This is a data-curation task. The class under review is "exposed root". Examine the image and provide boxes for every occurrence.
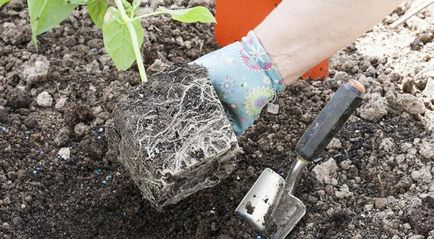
[108,63,239,209]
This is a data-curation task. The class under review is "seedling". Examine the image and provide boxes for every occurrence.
[17,0,215,83]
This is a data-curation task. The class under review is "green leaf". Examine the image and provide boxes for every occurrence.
[28,0,77,47]
[0,0,10,8]
[67,0,88,4]
[87,0,107,28]
[158,6,216,23]
[103,6,144,70]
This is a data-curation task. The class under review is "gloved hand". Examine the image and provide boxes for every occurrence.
[194,31,285,136]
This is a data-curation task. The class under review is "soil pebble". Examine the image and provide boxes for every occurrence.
[340,160,351,170]
[327,138,342,149]
[36,91,53,107]
[245,201,255,214]
[335,184,353,198]
[358,93,388,120]
[313,158,338,184]
[411,166,433,183]
[396,93,426,115]
[74,123,89,137]
[419,140,434,160]
[22,55,50,86]
[58,147,71,160]
[54,127,70,147]
[375,198,388,209]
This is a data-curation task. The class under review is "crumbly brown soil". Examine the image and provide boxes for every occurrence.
[1,1,433,239]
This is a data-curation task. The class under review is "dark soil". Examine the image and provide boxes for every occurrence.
[1,1,433,239]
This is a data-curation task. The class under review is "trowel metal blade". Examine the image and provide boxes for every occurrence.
[270,192,306,239]
[235,168,285,231]
[235,168,306,238]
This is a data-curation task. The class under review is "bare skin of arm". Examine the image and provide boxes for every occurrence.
[254,0,405,85]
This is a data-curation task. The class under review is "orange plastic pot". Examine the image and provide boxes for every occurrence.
[215,0,329,80]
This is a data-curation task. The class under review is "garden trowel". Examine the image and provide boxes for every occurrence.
[236,80,365,238]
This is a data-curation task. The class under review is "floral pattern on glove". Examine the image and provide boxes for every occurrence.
[239,38,273,72]
[194,31,285,135]
[244,87,275,116]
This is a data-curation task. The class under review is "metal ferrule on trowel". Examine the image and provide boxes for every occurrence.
[236,80,366,239]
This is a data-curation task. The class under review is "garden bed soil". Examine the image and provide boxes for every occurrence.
[1,1,434,238]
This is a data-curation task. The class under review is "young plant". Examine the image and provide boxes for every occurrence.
[26,0,216,83]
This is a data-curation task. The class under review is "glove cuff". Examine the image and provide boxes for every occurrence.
[240,31,285,92]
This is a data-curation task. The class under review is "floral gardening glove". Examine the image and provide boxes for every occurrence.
[194,31,285,136]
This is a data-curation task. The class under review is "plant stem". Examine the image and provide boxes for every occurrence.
[133,11,164,21]
[115,0,147,83]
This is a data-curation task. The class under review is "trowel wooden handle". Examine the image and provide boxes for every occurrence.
[295,80,365,161]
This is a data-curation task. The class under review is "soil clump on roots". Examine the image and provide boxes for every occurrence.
[108,63,238,209]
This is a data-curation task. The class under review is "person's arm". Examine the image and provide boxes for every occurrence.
[195,0,405,135]
[255,0,405,85]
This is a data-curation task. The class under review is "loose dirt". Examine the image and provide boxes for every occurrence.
[1,1,433,239]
